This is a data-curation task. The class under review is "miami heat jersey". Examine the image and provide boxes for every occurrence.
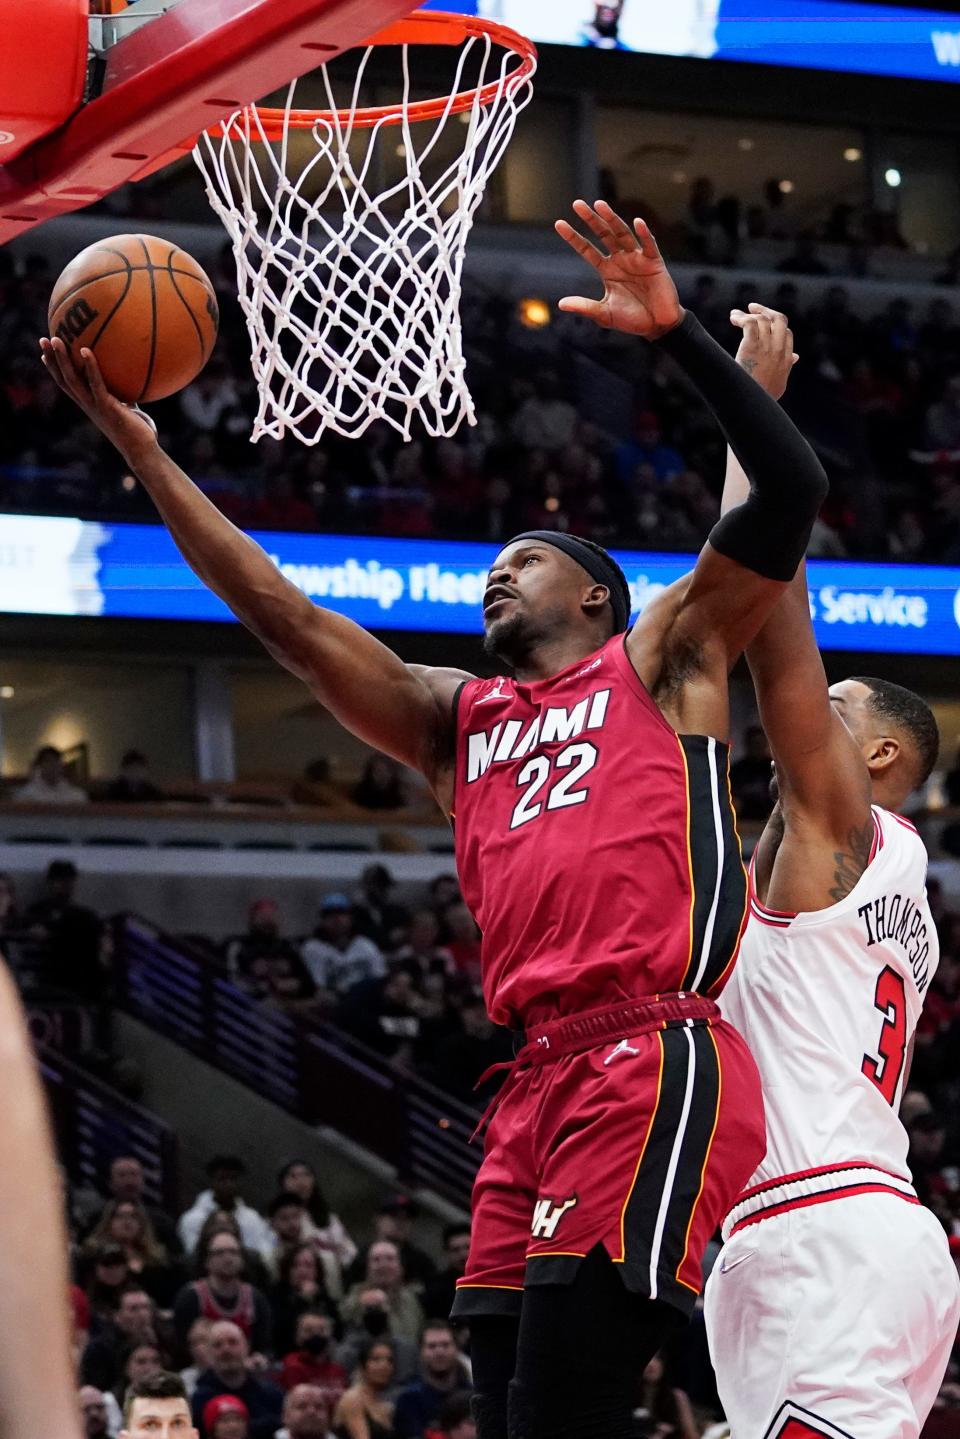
[721,806,937,1184]
[452,634,747,1027]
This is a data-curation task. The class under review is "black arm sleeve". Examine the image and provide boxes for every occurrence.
[657,310,829,581]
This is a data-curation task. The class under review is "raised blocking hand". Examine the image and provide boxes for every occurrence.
[554,200,683,340]
[730,302,799,401]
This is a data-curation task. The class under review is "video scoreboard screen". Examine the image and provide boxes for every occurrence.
[432,0,960,83]
[3,515,960,657]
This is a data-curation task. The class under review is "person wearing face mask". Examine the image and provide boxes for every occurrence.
[280,1312,348,1408]
[335,1289,418,1386]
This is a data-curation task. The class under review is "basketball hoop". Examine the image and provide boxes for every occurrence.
[192,10,536,444]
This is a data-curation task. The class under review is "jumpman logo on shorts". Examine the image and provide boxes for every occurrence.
[603,1038,641,1065]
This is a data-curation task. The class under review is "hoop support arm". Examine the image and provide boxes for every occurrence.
[0,0,419,243]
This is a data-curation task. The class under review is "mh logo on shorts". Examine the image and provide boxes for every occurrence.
[531,1195,578,1240]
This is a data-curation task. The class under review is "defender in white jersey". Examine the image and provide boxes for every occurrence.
[702,306,960,1439]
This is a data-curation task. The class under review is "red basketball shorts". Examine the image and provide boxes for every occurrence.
[452,998,765,1320]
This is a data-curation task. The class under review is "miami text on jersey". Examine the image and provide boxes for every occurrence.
[858,891,931,993]
[465,688,611,783]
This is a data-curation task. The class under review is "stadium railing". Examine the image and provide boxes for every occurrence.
[114,913,480,1210]
[39,1042,179,1212]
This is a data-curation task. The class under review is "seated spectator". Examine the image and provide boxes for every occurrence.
[368,1197,436,1288]
[203,1394,250,1439]
[24,859,104,1002]
[79,1384,117,1439]
[428,877,460,921]
[301,897,386,996]
[101,1154,183,1258]
[121,1372,198,1439]
[12,744,88,805]
[173,1230,273,1356]
[434,992,511,1106]
[103,750,165,803]
[636,1352,699,1439]
[351,756,408,812]
[907,1110,951,1222]
[778,230,830,276]
[924,374,960,451]
[266,1193,312,1272]
[271,1242,339,1357]
[944,744,960,806]
[423,1227,471,1324]
[82,1284,157,1392]
[393,1323,470,1439]
[225,901,314,1004]
[278,1384,336,1439]
[729,725,774,821]
[292,757,338,808]
[616,412,684,487]
[339,968,422,1066]
[181,1318,215,1398]
[332,1340,397,1439]
[353,865,409,951]
[116,1341,166,1405]
[389,911,453,979]
[336,1288,418,1386]
[510,371,577,452]
[280,1311,348,1405]
[84,1199,184,1308]
[277,1160,357,1275]
[83,1244,135,1330]
[195,1213,273,1295]
[178,1156,273,1259]
[191,1322,284,1439]
[440,905,481,985]
[432,1393,475,1439]
[343,1243,424,1346]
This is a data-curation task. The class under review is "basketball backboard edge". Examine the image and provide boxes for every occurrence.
[0,0,419,246]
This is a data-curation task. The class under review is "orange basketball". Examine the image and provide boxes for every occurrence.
[48,234,219,404]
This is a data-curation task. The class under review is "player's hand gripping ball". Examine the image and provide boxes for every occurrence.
[47,233,219,403]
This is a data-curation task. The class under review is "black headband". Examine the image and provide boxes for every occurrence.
[507,531,631,634]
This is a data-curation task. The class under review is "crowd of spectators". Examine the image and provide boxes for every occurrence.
[68,1146,482,1439]
[671,173,925,279]
[220,865,507,1103]
[4,803,960,1429]
[5,238,960,566]
[66,1141,730,1438]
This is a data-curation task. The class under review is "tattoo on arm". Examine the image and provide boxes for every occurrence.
[828,817,874,901]
[739,357,757,377]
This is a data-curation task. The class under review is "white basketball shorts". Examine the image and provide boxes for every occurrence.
[704,1189,960,1438]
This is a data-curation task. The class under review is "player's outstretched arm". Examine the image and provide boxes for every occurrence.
[556,202,828,733]
[40,340,466,783]
[721,306,872,881]
[0,956,82,1439]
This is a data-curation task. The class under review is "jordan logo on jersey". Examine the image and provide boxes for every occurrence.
[857,891,931,993]
[466,688,611,783]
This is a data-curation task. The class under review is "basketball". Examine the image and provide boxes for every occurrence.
[47,234,219,404]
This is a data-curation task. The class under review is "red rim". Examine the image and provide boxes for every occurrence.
[215,9,536,138]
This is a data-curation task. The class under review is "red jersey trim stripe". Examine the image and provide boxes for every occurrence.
[727,1183,921,1237]
[722,1161,917,1240]
[735,1159,912,1206]
[891,811,918,834]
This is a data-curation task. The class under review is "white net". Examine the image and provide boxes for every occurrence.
[192,17,535,444]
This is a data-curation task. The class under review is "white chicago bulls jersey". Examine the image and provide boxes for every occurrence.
[721,806,937,1188]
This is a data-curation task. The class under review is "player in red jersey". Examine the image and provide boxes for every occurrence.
[41,200,827,1439]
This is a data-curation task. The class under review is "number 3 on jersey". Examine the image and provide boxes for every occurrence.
[510,742,598,829]
[861,965,907,1105]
